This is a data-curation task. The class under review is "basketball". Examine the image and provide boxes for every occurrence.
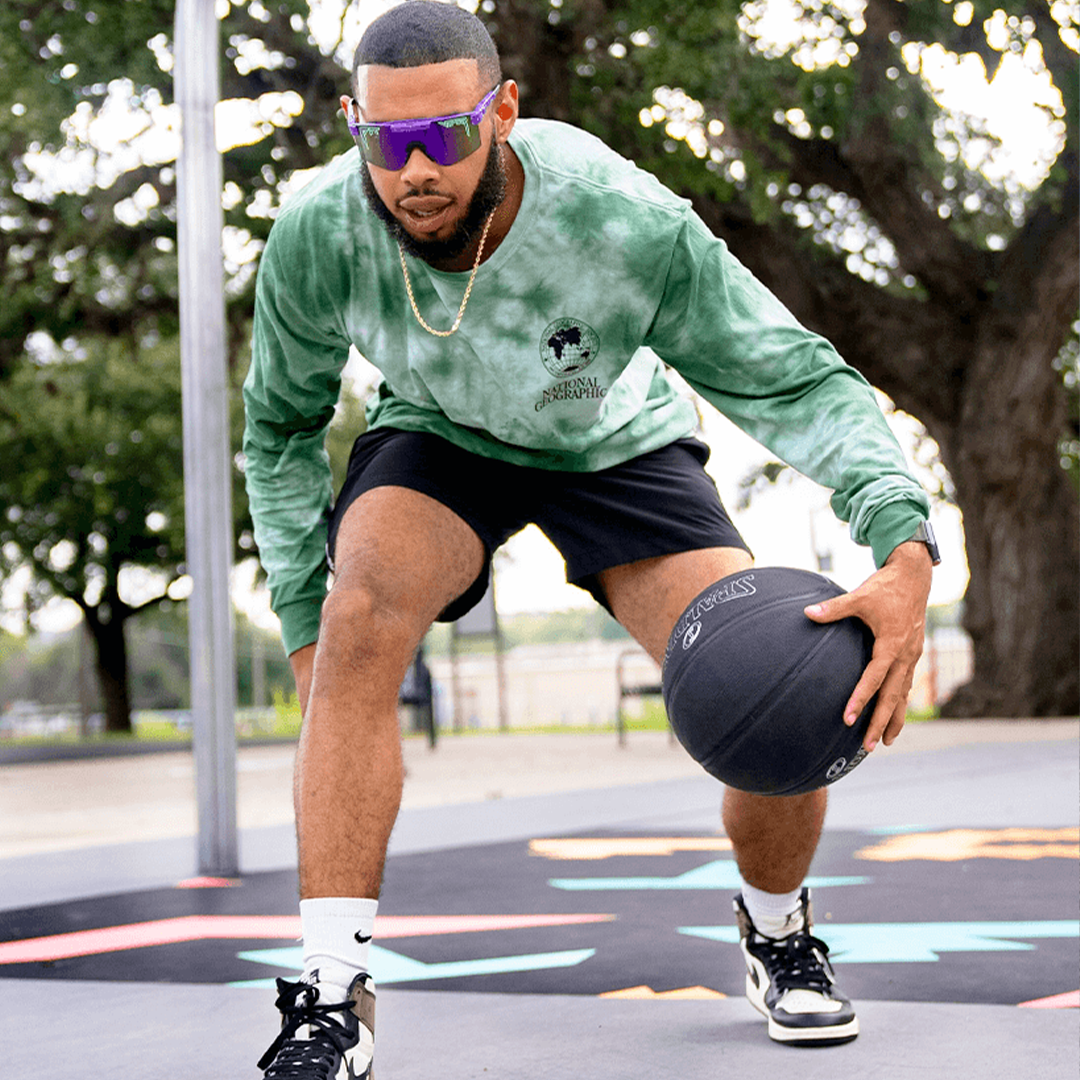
[661,567,875,796]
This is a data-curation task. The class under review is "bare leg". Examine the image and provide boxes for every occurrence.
[292,486,484,899]
[721,787,826,892]
[600,548,826,889]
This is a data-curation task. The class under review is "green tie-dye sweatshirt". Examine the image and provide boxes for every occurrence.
[243,119,929,654]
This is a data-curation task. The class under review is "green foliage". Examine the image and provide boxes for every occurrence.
[563,0,1075,267]
[0,0,362,609]
[0,629,81,709]
[0,0,355,378]
[0,604,294,712]
[0,332,261,732]
[0,1,178,373]
[0,338,187,620]
[272,685,303,731]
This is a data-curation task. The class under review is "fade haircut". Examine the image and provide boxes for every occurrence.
[353,1,502,94]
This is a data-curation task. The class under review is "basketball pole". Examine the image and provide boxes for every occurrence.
[175,0,239,876]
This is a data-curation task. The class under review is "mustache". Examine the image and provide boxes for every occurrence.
[397,189,451,205]
[399,187,450,201]
[361,139,507,263]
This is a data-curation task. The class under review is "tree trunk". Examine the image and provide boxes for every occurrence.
[945,449,1079,717]
[84,604,133,734]
[935,325,1079,718]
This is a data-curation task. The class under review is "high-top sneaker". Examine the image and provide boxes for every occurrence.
[258,971,376,1078]
[733,888,858,1045]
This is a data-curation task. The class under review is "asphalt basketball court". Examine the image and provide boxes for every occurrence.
[1,720,1077,1078]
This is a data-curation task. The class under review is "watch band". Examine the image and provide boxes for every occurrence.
[909,521,941,566]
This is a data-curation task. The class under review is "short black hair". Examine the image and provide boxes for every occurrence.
[353,1,502,93]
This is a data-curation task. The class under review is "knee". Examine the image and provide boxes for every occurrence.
[318,582,418,670]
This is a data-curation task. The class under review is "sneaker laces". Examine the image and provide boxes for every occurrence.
[757,930,835,995]
[258,978,358,1078]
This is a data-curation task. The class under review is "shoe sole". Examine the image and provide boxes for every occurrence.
[767,1014,859,1045]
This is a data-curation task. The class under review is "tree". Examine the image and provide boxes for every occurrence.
[2,0,1075,718]
[0,338,251,731]
[0,0,336,731]
[487,0,1078,716]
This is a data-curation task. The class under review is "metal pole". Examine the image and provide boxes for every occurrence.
[491,581,509,732]
[79,617,93,740]
[450,628,463,732]
[175,0,238,876]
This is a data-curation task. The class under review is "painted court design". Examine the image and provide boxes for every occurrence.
[1,826,1076,1007]
[1,724,1077,1078]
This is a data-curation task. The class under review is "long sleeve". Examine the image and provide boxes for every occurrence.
[242,229,350,655]
[646,211,929,566]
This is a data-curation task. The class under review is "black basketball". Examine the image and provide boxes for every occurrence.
[662,567,875,796]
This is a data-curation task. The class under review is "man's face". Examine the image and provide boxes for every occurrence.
[347,59,512,263]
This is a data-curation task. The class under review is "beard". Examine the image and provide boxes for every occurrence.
[361,137,507,265]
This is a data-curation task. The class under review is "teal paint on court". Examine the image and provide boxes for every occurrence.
[230,943,597,989]
[677,921,1080,964]
[549,859,869,891]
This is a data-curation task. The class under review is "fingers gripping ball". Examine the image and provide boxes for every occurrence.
[661,567,875,796]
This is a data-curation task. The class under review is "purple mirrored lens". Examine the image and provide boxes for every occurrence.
[349,85,499,170]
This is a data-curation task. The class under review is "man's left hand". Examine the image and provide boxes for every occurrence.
[803,541,933,752]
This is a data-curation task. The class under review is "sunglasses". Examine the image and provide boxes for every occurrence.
[346,84,501,171]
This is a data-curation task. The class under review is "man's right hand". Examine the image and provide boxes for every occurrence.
[289,642,317,717]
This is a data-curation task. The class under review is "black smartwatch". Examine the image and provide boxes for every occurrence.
[908,521,941,565]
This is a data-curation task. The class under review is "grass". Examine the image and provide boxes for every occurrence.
[2,721,189,749]
[3,699,942,749]
[903,705,940,724]
[1,710,302,749]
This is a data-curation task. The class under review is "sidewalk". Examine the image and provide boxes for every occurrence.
[1,719,1077,1079]
[2,718,1075,860]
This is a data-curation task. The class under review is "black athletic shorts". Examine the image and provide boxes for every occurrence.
[326,428,751,622]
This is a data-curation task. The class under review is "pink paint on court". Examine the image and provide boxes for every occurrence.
[1017,989,1080,1009]
[0,913,615,964]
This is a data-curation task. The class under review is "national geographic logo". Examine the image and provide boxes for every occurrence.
[539,318,600,378]
[534,376,607,412]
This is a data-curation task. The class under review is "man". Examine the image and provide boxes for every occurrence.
[243,3,936,1075]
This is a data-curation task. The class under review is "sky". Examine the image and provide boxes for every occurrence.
[3,0,1070,635]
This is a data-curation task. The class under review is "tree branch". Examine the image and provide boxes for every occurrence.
[996,147,1079,347]
[838,0,991,308]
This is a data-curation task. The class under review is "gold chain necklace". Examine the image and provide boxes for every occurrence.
[398,211,495,337]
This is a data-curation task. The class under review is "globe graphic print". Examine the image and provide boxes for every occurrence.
[540,319,600,377]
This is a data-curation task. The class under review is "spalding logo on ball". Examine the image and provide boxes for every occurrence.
[661,567,875,796]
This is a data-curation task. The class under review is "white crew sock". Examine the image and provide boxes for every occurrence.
[740,882,804,939]
[300,897,379,1001]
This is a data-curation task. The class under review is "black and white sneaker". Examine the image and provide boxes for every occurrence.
[733,888,859,1045]
[258,972,376,1079]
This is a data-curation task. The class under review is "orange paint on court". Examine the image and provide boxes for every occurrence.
[530,837,732,861]
[855,827,1080,863]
